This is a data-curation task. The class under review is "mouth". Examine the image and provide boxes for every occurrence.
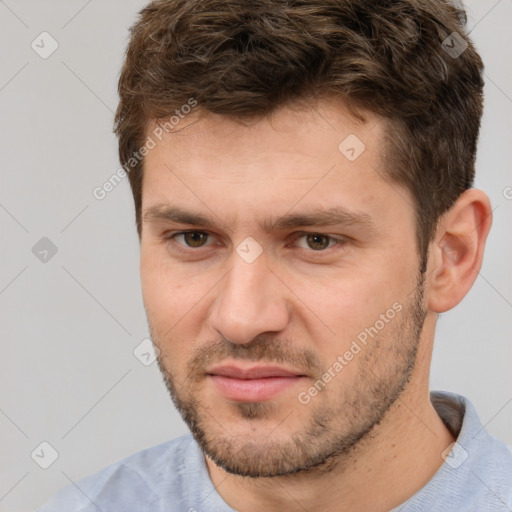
[206,364,307,402]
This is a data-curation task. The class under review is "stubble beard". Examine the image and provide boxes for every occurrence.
[152,274,426,479]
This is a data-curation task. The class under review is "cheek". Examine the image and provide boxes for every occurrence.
[293,267,406,354]
[140,251,186,330]
[140,253,215,344]
[140,264,197,376]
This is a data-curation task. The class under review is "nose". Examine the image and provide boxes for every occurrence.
[208,251,290,345]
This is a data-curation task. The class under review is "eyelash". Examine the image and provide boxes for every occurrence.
[165,230,346,254]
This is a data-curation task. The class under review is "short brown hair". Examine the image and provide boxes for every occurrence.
[115,0,484,263]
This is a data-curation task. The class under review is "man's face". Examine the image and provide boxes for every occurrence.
[140,100,427,477]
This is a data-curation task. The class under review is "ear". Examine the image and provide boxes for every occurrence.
[426,188,492,313]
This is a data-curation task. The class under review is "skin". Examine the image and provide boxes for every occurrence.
[139,99,492,512]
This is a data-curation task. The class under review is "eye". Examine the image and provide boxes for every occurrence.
[294,233,341,251]
[172,231,211,248]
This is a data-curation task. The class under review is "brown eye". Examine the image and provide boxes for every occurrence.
[306,234,331,250]
[183,231,209,247]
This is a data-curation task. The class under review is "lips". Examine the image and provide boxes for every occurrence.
[206,364,306,402]
[208,365,303,379]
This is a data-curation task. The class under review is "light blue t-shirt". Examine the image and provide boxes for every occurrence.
[38,391,512,511]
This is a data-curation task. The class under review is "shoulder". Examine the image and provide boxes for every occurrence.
[37,434,197,512]
[411,391,512,510]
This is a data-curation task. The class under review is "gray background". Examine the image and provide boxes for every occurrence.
[0,1,510,510]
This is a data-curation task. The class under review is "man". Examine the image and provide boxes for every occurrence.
[39,0,512,510]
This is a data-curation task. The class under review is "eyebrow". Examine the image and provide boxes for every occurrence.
[143,204,375,233]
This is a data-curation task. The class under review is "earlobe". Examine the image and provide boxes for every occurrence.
[427,189,492,313]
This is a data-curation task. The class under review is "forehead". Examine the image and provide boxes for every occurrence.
[145,99,380,172]
[141,100,413,232]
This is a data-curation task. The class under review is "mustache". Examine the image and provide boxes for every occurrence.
[185,334,322,381]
